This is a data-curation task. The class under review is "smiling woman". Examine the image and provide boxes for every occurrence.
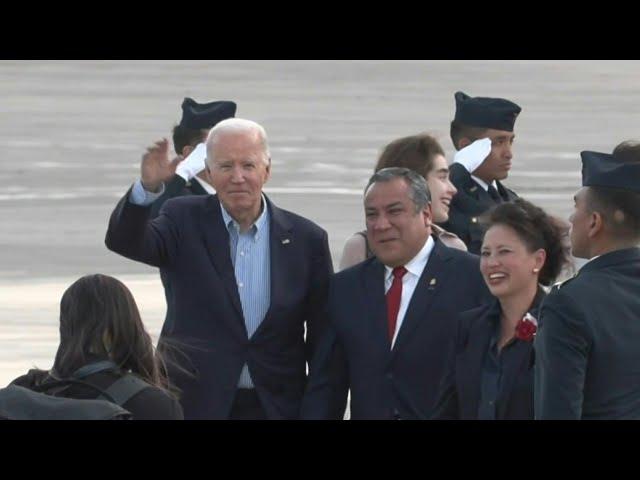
[432,198,570,420]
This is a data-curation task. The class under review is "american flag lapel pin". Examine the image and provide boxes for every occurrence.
[282,238,290,245]
[428,278,437,289]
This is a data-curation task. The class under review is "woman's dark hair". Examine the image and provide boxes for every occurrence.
[375,133,445,178]
[480,198,570,286]
[52,274,168,389]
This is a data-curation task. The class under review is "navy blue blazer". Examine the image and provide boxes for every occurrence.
[105,188,333,419]
[300,238,491,420]
[431,290,544,420]
[149,175,209,333]
[535,247,640,419]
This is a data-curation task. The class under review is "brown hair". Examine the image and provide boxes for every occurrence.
[375,133,445,179]
[53,274,168,389]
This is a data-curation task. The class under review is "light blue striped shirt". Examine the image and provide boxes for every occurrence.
[220,198,271,389]
[130,180,271,389]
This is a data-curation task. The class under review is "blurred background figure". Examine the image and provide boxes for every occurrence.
[11,274,183,420]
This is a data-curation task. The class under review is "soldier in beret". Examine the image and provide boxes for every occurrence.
[439,91,521,254]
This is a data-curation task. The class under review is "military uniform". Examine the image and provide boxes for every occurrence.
[535,149,640,419]
[442,163,518,254]
[437,91,521,254]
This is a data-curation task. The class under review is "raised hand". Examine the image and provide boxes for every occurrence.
[140,138,182,192]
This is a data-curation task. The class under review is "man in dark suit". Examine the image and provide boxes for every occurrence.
[106,118,333,419]
[149,99,236,331]
[535,141,640,419]
[149,98,237,217]
[439,91,521,254]
[300,168,490,420]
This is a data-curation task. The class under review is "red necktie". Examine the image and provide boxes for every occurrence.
[386,266,407,342]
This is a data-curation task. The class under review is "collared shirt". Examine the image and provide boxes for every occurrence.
[470,174,498,192]
[477,307,519,420]
[477,291,544,420]
[220,196,271,389]
[384,235,435,348]
[192,175,216,195]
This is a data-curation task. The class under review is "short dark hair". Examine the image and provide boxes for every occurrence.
[365,167,431,213]
[480,198,570,286]
[449,120,488,150]
[375,133,445,178]
[586,140,640,241]
[53,274,169,390]
[172,124,207,154]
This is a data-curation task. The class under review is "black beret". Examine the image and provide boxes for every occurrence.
[179,98,237,130]
[581,150,640,193]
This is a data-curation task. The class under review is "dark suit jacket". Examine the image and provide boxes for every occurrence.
[432,290,545,420]
[300,238,491,420]
[149,174,209,218]
[149,175,210,331]
[439,163,518,254]
[535,247,640,420]
[105,188,333,419]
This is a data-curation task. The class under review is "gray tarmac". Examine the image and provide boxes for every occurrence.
[1,60,638,385]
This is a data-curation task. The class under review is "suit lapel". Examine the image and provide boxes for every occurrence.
[254,196,293,335]
[458,306,495,417]
[362,258,393,351]
[391,239,452,356]
[201,196,245,326]
[496,288,545,418]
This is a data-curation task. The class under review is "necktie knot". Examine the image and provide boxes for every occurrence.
[392,266,407,280]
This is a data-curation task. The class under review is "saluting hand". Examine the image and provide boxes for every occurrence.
[140,138,183,192]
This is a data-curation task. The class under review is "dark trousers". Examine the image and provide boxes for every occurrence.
[229,388,267,420]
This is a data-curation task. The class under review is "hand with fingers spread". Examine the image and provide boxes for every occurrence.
[140,138,183,192]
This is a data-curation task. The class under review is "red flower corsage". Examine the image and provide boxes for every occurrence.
[515,312,538,342]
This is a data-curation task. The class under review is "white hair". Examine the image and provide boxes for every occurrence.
[206,118,270,166]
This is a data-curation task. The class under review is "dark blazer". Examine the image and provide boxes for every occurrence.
[300,238,491,420]
[439,163,518,254]
[149,174,210,330]
[11,368,183,420]
[432,290,545,420]
[105,188,333,419]
[535,248,640,420]
[149,174,209,219]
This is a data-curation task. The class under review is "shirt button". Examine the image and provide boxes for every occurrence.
[240,251,245,256]
[238,282,244,288]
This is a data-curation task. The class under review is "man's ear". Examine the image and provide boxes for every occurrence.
[587,211,604,238]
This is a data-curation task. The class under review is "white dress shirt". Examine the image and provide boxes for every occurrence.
[384,235,435,348]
